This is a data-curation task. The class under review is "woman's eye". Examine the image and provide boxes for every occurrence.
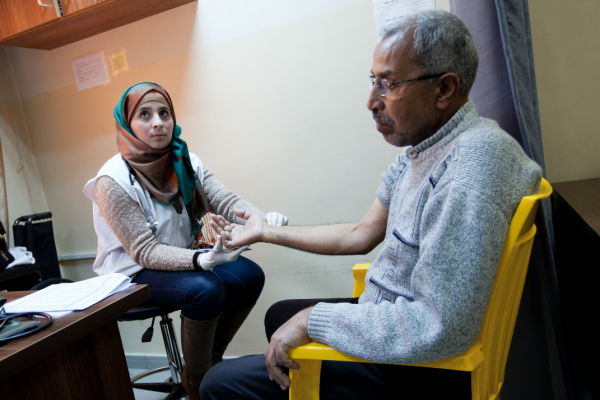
[160,110,169,117]
[139,111,149,118]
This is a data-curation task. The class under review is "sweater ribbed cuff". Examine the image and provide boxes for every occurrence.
[307,302,337,343]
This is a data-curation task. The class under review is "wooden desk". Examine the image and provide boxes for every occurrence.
[0,284,150,400]
[552,178,600,399]
[552,178,600,236]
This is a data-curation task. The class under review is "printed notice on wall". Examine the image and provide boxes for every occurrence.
[373,0,436,40]
[71,51,110,92]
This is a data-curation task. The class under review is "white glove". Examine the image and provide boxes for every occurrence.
[199,235,248,271]
[266,212,289,227]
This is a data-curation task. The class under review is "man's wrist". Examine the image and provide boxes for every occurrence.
[300,306,314,338]
[262,224,276,245]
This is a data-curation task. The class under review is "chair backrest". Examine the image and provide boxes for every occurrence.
[474,178,552,398]
[13,213,61,280]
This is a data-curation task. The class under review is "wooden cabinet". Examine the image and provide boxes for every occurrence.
[0,0,61,41]
[59,0,100,16]
[0,0,195,50]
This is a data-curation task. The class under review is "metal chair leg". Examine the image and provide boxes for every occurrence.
[129,313,186,399]
[161,314,183,384]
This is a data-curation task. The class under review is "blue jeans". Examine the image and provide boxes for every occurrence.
[132,255,265,320]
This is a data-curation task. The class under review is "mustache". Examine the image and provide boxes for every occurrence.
[372,111,395,127]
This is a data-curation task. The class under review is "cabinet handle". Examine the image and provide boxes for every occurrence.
[37,0,50,7]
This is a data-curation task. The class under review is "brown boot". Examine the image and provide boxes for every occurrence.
[211,306,254,366]
[180,314,219,400]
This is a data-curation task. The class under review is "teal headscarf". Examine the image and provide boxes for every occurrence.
[114,82,208,237]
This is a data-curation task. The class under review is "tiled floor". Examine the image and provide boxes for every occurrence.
[129,368,188,400]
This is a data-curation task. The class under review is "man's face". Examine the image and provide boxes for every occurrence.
[367,30,440,147]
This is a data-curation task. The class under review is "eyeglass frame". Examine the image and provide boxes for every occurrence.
[370,72,448,97]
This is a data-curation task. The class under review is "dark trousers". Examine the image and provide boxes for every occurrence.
[132,255,264,320]
[200,297,472,399]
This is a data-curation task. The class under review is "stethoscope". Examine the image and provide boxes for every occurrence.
[123,158,159,235]
[0,299,53,345]
[122,158,203,237]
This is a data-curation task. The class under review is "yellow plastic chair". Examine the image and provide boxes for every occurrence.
[288,178,552,400]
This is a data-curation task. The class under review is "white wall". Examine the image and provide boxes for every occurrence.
[1,0,449,357]
[530,0,600,183]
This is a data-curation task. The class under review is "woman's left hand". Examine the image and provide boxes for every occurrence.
[199,235,248,271]
[266,212,289,227]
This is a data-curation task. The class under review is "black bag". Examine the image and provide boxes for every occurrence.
[0,221,15,273]
[13,213,61,280]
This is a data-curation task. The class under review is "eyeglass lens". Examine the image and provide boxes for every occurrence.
[370,77,390,96]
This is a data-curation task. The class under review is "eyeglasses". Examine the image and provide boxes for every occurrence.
[369,72,447,97]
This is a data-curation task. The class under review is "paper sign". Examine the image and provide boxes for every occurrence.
[373,0,436,40]
[71,51,110,92]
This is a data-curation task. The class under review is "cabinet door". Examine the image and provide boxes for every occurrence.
[0,0,61,41]
[60,0,113,16]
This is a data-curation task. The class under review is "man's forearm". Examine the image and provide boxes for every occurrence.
[262,223,365,255]
[261,198,388,255]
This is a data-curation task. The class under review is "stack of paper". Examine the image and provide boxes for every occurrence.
[5,273,134,317]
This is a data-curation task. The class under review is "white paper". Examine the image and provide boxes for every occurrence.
[4,273,133,313]
[47,311,72,318]
[373,0,436,40]
[71,51,110,92]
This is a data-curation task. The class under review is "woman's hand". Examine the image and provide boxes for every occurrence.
[210,209,268,248]
[266,212,289,227]
[199,235,248,271]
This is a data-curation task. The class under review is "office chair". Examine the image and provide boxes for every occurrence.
[13,213,61,280]
[118,306,186,400]
[30,279,187,399]
[287,178,553,400]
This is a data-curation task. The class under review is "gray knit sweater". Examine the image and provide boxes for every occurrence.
[308,101,542,364]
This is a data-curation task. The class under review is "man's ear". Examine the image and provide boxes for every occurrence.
[436,73,461,110]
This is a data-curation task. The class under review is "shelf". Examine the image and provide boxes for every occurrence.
[0,0,196,50]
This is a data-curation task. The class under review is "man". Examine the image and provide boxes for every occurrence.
[201,10,541,399]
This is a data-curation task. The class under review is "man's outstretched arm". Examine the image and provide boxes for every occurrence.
[210,198,388,256]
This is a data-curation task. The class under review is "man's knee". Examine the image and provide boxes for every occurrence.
[199,362,227,400]
[200,354,279,400]
[264,299,297,342]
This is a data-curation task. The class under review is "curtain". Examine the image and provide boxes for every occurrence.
[449,1,572,399]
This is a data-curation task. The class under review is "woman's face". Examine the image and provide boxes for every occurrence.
[130,100,174,150]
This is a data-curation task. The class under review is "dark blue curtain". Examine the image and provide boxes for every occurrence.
[449,1,573,399]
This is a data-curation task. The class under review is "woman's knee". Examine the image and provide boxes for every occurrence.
[180,273,226,320]
[234,256,266,290]
[216,256,265,306]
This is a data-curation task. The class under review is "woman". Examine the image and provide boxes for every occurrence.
[84,82,287,399]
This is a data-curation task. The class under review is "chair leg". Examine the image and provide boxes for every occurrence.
[289,359,322,400]
[160,314,183,384]
[471,364,494,400]
[131,315,186,399]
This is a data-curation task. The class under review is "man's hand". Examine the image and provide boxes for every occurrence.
[210,209,267,248]
[265,307,313,390]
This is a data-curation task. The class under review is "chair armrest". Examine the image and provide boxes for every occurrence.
[289,341,484,372]
[352,263,370,297]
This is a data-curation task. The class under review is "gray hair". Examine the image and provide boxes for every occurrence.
[382,10,478,97]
